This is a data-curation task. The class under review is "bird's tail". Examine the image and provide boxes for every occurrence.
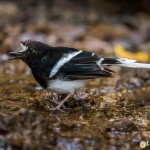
[97,58,150,68]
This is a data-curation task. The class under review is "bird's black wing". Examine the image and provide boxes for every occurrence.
[59,50,114,80]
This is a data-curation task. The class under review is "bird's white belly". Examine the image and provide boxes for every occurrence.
[48,79,87,94]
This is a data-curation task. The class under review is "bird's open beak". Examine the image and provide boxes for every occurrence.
[8,51,25,60]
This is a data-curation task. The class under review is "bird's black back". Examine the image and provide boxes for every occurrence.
[21,41,114,89]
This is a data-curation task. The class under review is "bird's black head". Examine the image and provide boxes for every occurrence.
[8,40,50,64]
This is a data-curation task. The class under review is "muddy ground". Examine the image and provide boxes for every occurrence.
[0,1,150,150]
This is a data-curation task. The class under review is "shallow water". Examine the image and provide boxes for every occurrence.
[0,61,150,149]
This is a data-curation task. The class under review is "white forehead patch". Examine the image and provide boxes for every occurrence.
[91,53,95,56]
[20,43,28,52]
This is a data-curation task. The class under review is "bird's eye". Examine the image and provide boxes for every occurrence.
[28,48,34,53]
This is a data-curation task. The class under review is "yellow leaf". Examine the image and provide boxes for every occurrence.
[114,44,149,62]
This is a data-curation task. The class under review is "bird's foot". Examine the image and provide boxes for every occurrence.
[49,99,69,110]
[48,93,72,112]
[48,105,66,113]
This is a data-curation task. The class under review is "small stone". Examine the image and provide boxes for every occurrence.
[73,90,89,100]
[106,119,138,132]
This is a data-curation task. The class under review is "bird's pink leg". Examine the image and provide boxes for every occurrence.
[49,93,73,112]
[48,98,69,110]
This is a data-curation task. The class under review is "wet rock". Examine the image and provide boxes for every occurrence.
[73,90,89,101]
[125,77,143,88]
[99,95,117,109]
[0,110,57,149]
[106,119,138,132]
[135,69,150,81]
[56,137,82,150]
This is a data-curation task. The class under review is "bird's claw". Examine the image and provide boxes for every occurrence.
[48,99,69,110]
[48,106,66,113]
[46,93,72,112]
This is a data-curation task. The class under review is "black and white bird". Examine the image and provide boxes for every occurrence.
[8,40,150,111]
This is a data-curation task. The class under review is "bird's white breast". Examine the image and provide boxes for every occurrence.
[47,79,87,94]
